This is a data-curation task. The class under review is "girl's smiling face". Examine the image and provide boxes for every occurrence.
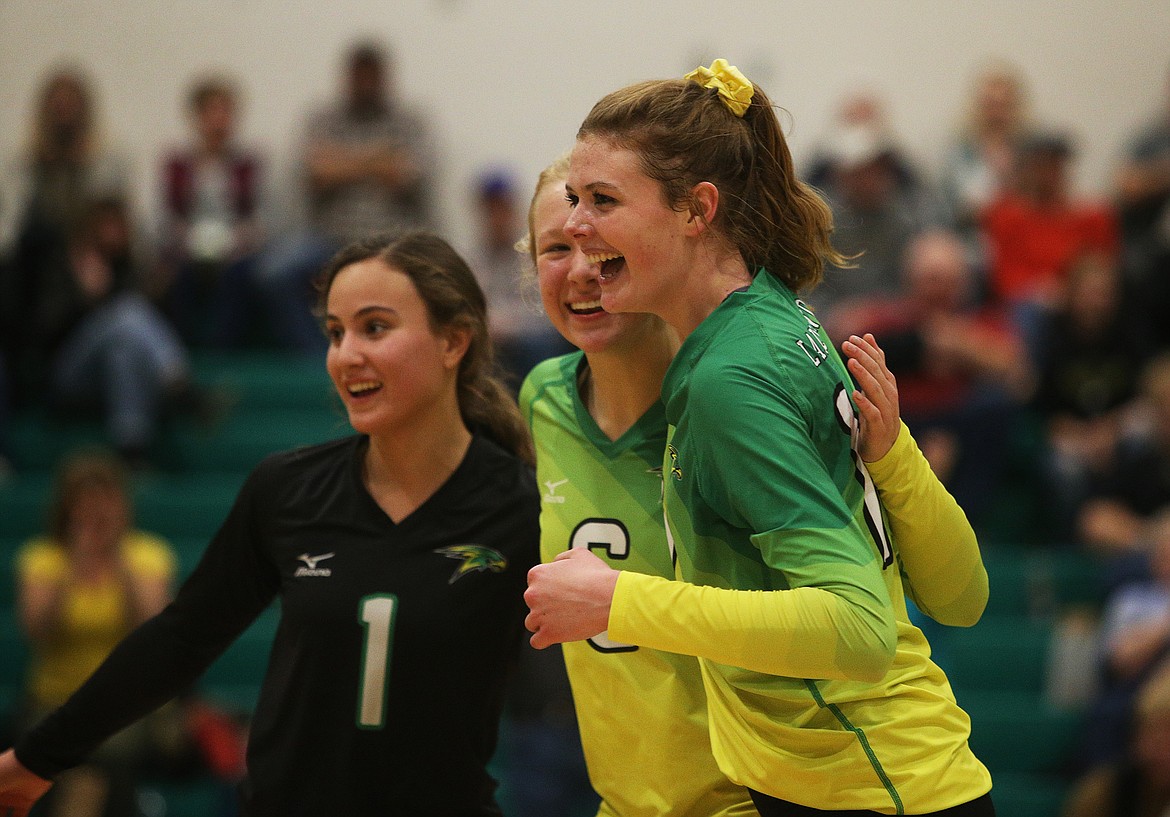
[563,135,695,320]
[324,257,465,437]
[534,177,660,355]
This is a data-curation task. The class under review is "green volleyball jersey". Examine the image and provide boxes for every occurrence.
[612,271,991,814]
[521,353,756,817]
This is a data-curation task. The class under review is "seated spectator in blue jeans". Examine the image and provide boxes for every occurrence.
[32,197,206,466]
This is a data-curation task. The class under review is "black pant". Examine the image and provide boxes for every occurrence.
[748,790,996,817]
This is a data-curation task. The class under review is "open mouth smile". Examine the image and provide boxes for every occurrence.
[347,380,382,397]
[587,251,626,282]
[568,298,605,315]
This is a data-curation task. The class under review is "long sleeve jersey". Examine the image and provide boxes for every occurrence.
[17,434,539,816]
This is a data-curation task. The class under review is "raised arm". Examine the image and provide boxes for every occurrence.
[843,333,988,626]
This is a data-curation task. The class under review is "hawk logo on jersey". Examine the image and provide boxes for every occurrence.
[543,478,569,503]
[435,545,507,584]
[295,552,335,577]
[667,445,682,480]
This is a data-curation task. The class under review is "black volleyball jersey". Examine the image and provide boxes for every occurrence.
[16,433,540,816]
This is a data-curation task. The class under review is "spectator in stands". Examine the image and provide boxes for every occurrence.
[940,61,1030,272]
[1115,62,1170,352]
[982,128,1120,358]
[13,448,177,817]
[469,169,569,390]
[1069,654,1170,817]
[808,116,947,328]
[803,89,924,194]
[1103,509,1170,682]
[1116,61,1170,273]
[1079,352,1170,557]
[1065,656,1170,817]
[37,196,209,466]
[155,74,268,349]
[256,40,439,353]
[1070,513,1170,779]
[827,228,1033,525]
[0,66,131,401]
[1032,250,1152,540]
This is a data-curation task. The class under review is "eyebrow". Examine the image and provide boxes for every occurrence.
[324,305,399,322]
[565,180,616,195]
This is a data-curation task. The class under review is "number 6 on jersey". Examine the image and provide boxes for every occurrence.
[570,519,637,653]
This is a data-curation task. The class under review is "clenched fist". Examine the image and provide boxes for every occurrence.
[524,549,621,649]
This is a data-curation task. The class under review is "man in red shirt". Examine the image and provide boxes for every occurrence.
[983,130,1119,307]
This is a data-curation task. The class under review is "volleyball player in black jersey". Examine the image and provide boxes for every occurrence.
[0,232,540,817]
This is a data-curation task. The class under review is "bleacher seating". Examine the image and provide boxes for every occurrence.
[929,546,1110,817]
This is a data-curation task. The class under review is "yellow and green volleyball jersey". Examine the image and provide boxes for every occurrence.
[609,272,991,814]
[520,353,756,817]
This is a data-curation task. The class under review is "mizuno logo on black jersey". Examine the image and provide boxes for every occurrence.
[295,552,335,577]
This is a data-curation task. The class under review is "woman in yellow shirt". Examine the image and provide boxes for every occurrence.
[14,448,175,817]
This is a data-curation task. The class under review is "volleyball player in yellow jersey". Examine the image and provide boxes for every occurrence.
[522,153,989,816]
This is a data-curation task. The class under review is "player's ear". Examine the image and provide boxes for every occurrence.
[440,324,472,370]
[685,182,719,237]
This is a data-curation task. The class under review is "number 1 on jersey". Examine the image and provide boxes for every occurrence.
[357,594,397,729]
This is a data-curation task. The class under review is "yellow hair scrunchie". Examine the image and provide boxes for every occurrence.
[683,58,754,118]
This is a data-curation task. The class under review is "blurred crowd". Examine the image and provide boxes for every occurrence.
[801,62,1170,814]
[3,40,1170,816]
[0,40,569,473]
